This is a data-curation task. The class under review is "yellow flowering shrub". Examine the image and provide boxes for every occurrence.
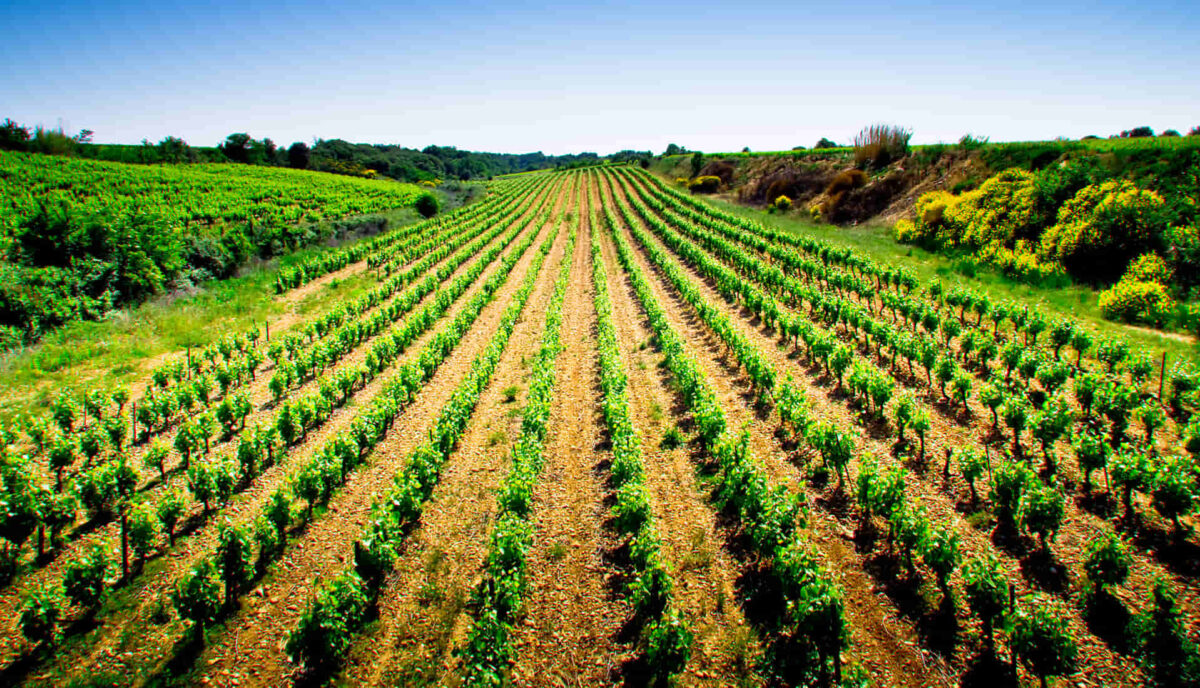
[980,241,1065,282]
[1124,252,1172,284]
[900,170,1039,252]
[688,175,721,193]
[1038,180,1168,280]
[768,195,792,213]
[892,218,919,242]
[946,169,1040,250]
[1098,279,1175,326]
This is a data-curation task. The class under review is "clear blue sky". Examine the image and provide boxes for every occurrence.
[2,0,1197,155]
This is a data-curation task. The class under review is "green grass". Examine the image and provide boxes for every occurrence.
[690,191,1200,368]
[0,212,414,424]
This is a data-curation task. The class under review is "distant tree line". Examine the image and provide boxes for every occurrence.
[0,117,649,182]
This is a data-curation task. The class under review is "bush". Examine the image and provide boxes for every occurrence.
[644,607,693,680]
[1098,279,1175,326]
[127,500,160,566]
[687,176,721,194]
[1125,252,1173,284]
[768,195,792,213]
[814,137,840,149]
[820,169,868,220]
[1018,481,1065,548]
[414,192,439,219]
[1039,180,1170,281]
[963,554,1009,651]
[853,124,911,168]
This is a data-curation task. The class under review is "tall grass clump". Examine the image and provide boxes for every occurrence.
[853,124,912,169]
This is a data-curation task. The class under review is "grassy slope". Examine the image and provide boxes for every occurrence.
[680,186,1200,367]
[0,198,459,423]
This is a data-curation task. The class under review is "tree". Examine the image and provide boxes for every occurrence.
[287,142,310,169]
[220,133,254,163]
[689,151,705,177]
[1120,126,1154,138]
[814,137,839,149]
[0,118,32,151]
[157,136,192,163]
[663,143,684,156]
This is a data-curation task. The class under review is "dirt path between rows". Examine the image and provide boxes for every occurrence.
[590,176,763,688]
[500,182,626,687]
[330,190,571,688]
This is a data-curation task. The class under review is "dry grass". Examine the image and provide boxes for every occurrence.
[853,123,912,168]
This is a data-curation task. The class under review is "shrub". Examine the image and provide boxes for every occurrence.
[414,192,439,218]
[156,485,185,546]
[127,500,160,566]
[286,571,370,668]
[1039,180,1170,282]
[1152,457,1197,539]
[821,169,868,219]
[826,169,868,195]
[921,522,961,598]
[768,195,792,213]
[1126,253,1173,284]
[1137,579,1200,686]
[956,447,988,503]
[644,608,693,681]
[687,176,721,194]
[215,520,254,605]
[1073,430,1111,494]
[853,124,911,168]
[1098,279,1175,326]
[1018,481,1065,549]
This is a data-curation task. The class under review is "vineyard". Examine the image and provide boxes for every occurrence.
[0,151,426,346]
[2,165,1199,688]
